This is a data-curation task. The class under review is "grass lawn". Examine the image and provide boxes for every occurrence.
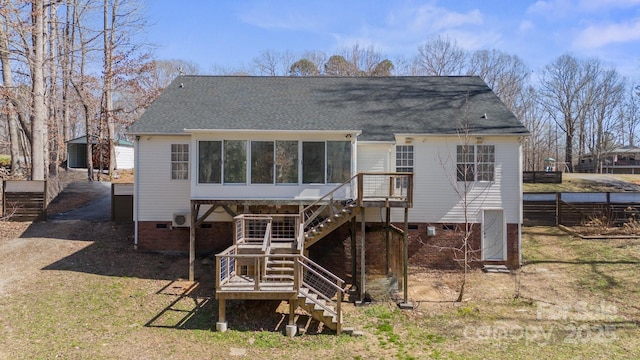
[523,173,640,193]
[1,223,639,359]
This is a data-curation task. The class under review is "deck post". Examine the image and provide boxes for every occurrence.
[286,298,297,337]
[359,207,366,302]
[385,207,390,275]
[216,298,227,332]
[350,216,357,291]
[189,201,196,282]
[398,206,414,309]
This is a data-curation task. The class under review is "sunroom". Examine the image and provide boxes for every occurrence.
[186,130,361,200]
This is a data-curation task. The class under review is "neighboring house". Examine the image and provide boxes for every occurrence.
[575,146,640,174]
[127,76,528,272]
[66,135,134,170]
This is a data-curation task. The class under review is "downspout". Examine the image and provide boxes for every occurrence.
[134,135,140,250]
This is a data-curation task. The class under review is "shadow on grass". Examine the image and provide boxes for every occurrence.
[31,221,218,283]
[144,281,334,334]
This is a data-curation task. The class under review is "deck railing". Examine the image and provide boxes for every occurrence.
[357,172,413,207]
[300,174,358,229]
[215,249,344,331]
[298,256,344,333]
[216,246,237,289]
[234,214,300,246]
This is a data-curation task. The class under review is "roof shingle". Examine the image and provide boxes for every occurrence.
[128,76,528,141]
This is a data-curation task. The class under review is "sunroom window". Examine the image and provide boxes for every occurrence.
[198,141,221,183]
[251,141,274,184]
[327,141,351,183]
[302,142,325,183]
[275,141,298,184]
[224,140,246,184]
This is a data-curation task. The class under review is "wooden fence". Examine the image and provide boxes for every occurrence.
[111,183,133,223]
[523,192,640,226]
[523,171,563,184]
[2,180,47,221]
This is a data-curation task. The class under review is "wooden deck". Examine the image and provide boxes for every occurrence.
[216,275,298,300]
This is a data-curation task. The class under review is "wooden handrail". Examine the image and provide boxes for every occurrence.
[297,223,305,253]
[299,255,345,290]
[261,222,272,253]
[300,174,358,219]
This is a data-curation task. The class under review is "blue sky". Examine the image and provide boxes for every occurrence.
[145,0,640,78]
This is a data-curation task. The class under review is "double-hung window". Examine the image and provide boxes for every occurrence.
[396,145,413,188]
[476,145,495,181]
[171,144,189,180]
[456,144,495,182]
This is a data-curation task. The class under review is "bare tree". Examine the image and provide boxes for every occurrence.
[431,96,488,301]
[618,85,640,146]
[30,0,47,180]
[251,49,295,76]
[415,35,466,76]
[0,0,25,176]
[537,54,597,171]
[587,68,625,171]
[467,49,530,114]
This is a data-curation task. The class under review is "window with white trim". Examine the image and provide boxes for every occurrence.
[396,145,413,188]
[456,144,495,182]
[171,144,189,180]
[477,145,495,181]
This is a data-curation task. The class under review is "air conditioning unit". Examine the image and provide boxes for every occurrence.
[172,212,190,227]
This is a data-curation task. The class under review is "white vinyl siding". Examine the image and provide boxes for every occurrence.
[114,145,134,169]
[391,136,521,224]
[137,137,192,220]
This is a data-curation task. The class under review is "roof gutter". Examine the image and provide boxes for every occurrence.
[183,129,362,135]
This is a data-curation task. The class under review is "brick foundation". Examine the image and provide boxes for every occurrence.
[136,221,520,270]
[137,221,233,255]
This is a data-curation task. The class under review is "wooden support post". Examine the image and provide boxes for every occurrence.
[556,192,561,226]
[351,216,357,290]
[360,207,366,301]
[289,299,296,326]
[385,207,391,275]
[286,297,297,337]
[216,298,227,332]
[403,207,409,305]
[189,201,196,282]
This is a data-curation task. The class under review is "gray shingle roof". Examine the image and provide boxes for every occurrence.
[127,76,528,141]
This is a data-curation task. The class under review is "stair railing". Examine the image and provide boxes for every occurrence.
[300,174,358,230]
[298,255,345,334]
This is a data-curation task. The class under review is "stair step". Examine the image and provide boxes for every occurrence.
[263,274,294,281]
[267,260,295,266]
[266,268,294,274]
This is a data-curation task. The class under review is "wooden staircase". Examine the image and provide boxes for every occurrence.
[297,287,340,331]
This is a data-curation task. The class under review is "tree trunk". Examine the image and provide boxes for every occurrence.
[104,0,117,180]
[0,6,24,176]
[30,0,47,180]
[565,131,574,172]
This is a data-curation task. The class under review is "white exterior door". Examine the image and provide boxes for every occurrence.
[482,209,505,261]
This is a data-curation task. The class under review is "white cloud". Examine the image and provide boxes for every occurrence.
[519,20,535,32]
[526,0,573,16]
[579,0,640,11]
[572,20,640,49]
[412,4,483,31]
